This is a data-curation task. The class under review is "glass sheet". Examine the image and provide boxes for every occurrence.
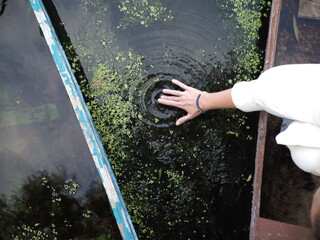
[0,0,121,239]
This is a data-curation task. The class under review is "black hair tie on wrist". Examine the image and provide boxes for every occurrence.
[196,93,206,114]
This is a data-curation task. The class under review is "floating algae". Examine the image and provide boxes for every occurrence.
[52,0,270,238]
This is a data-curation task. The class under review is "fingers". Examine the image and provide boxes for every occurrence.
[162,79,190,96]
[176,114,191,126]
[162,89,183,96]
[159,94,181,101]
[158,79,198,126]
[157,98,181,108]
[171,79,189,90]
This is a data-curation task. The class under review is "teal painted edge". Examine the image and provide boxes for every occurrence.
[29,1,138,239]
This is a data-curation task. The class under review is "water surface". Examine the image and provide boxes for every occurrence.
[0,0,121,238]
[1,0,269,239]
[47,0,268,239]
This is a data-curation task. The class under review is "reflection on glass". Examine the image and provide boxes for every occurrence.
[0,0,121,238]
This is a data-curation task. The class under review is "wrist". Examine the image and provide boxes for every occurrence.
[196,91,208,114]
[199,92,214,112]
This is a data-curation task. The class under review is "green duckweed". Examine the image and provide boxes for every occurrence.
[117,0,173,29]
[60,0,270,238]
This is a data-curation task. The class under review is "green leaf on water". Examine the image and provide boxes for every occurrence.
[293,14,299,43]
[158,168,162,182]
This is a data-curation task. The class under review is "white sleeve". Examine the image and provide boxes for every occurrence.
[231,64,320,126]
[232,64,320,176]
[231,80,262,112]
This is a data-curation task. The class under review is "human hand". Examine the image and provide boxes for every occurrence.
[158,79,204,126]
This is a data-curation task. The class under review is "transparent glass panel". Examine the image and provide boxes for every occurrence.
[0,0,121,239]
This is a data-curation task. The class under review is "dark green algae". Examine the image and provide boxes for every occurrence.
[55,0,271,239]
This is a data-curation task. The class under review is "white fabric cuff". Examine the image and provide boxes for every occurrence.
[276,121,320,148]
[231,81,262,112]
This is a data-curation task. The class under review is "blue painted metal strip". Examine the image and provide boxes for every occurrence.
[29,1,138,239]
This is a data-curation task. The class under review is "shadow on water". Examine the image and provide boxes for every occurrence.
[0,168,120,239]
[43,0,269,239]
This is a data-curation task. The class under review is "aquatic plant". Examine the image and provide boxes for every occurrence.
[85,51,143,174]
[217,0,271,83]
[210,0,271,140]
[0,169,120,239]
[117,0,173,29]
[57,0,269,238]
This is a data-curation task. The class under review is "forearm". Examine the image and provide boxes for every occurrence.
[199,89,236,112]
[158,79,253,126]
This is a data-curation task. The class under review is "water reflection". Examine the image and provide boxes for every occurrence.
[0,0,121,238]
[49,0,266,239]
[0,168,119,239]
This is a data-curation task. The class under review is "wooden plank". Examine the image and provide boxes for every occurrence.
[250,0,282,239]
[254,217,314,240]
[251,0,318,239]
[263,0,282,71]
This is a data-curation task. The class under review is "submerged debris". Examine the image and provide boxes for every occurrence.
[293,14,300,42]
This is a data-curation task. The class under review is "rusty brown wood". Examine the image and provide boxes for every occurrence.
[250,0,282,239]
[254,218,315,240]
[249,110,268,236]
[264,0,282,70]
[250,0,316,239]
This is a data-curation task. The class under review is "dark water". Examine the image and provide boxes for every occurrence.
[1,0,269,239]
[48,0,268,239]
[0,0,121,239]
[47,0,268,239]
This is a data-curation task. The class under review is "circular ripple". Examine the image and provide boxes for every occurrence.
[130,49,209,128]
[124,0,231,128]
[130,75,177,128]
